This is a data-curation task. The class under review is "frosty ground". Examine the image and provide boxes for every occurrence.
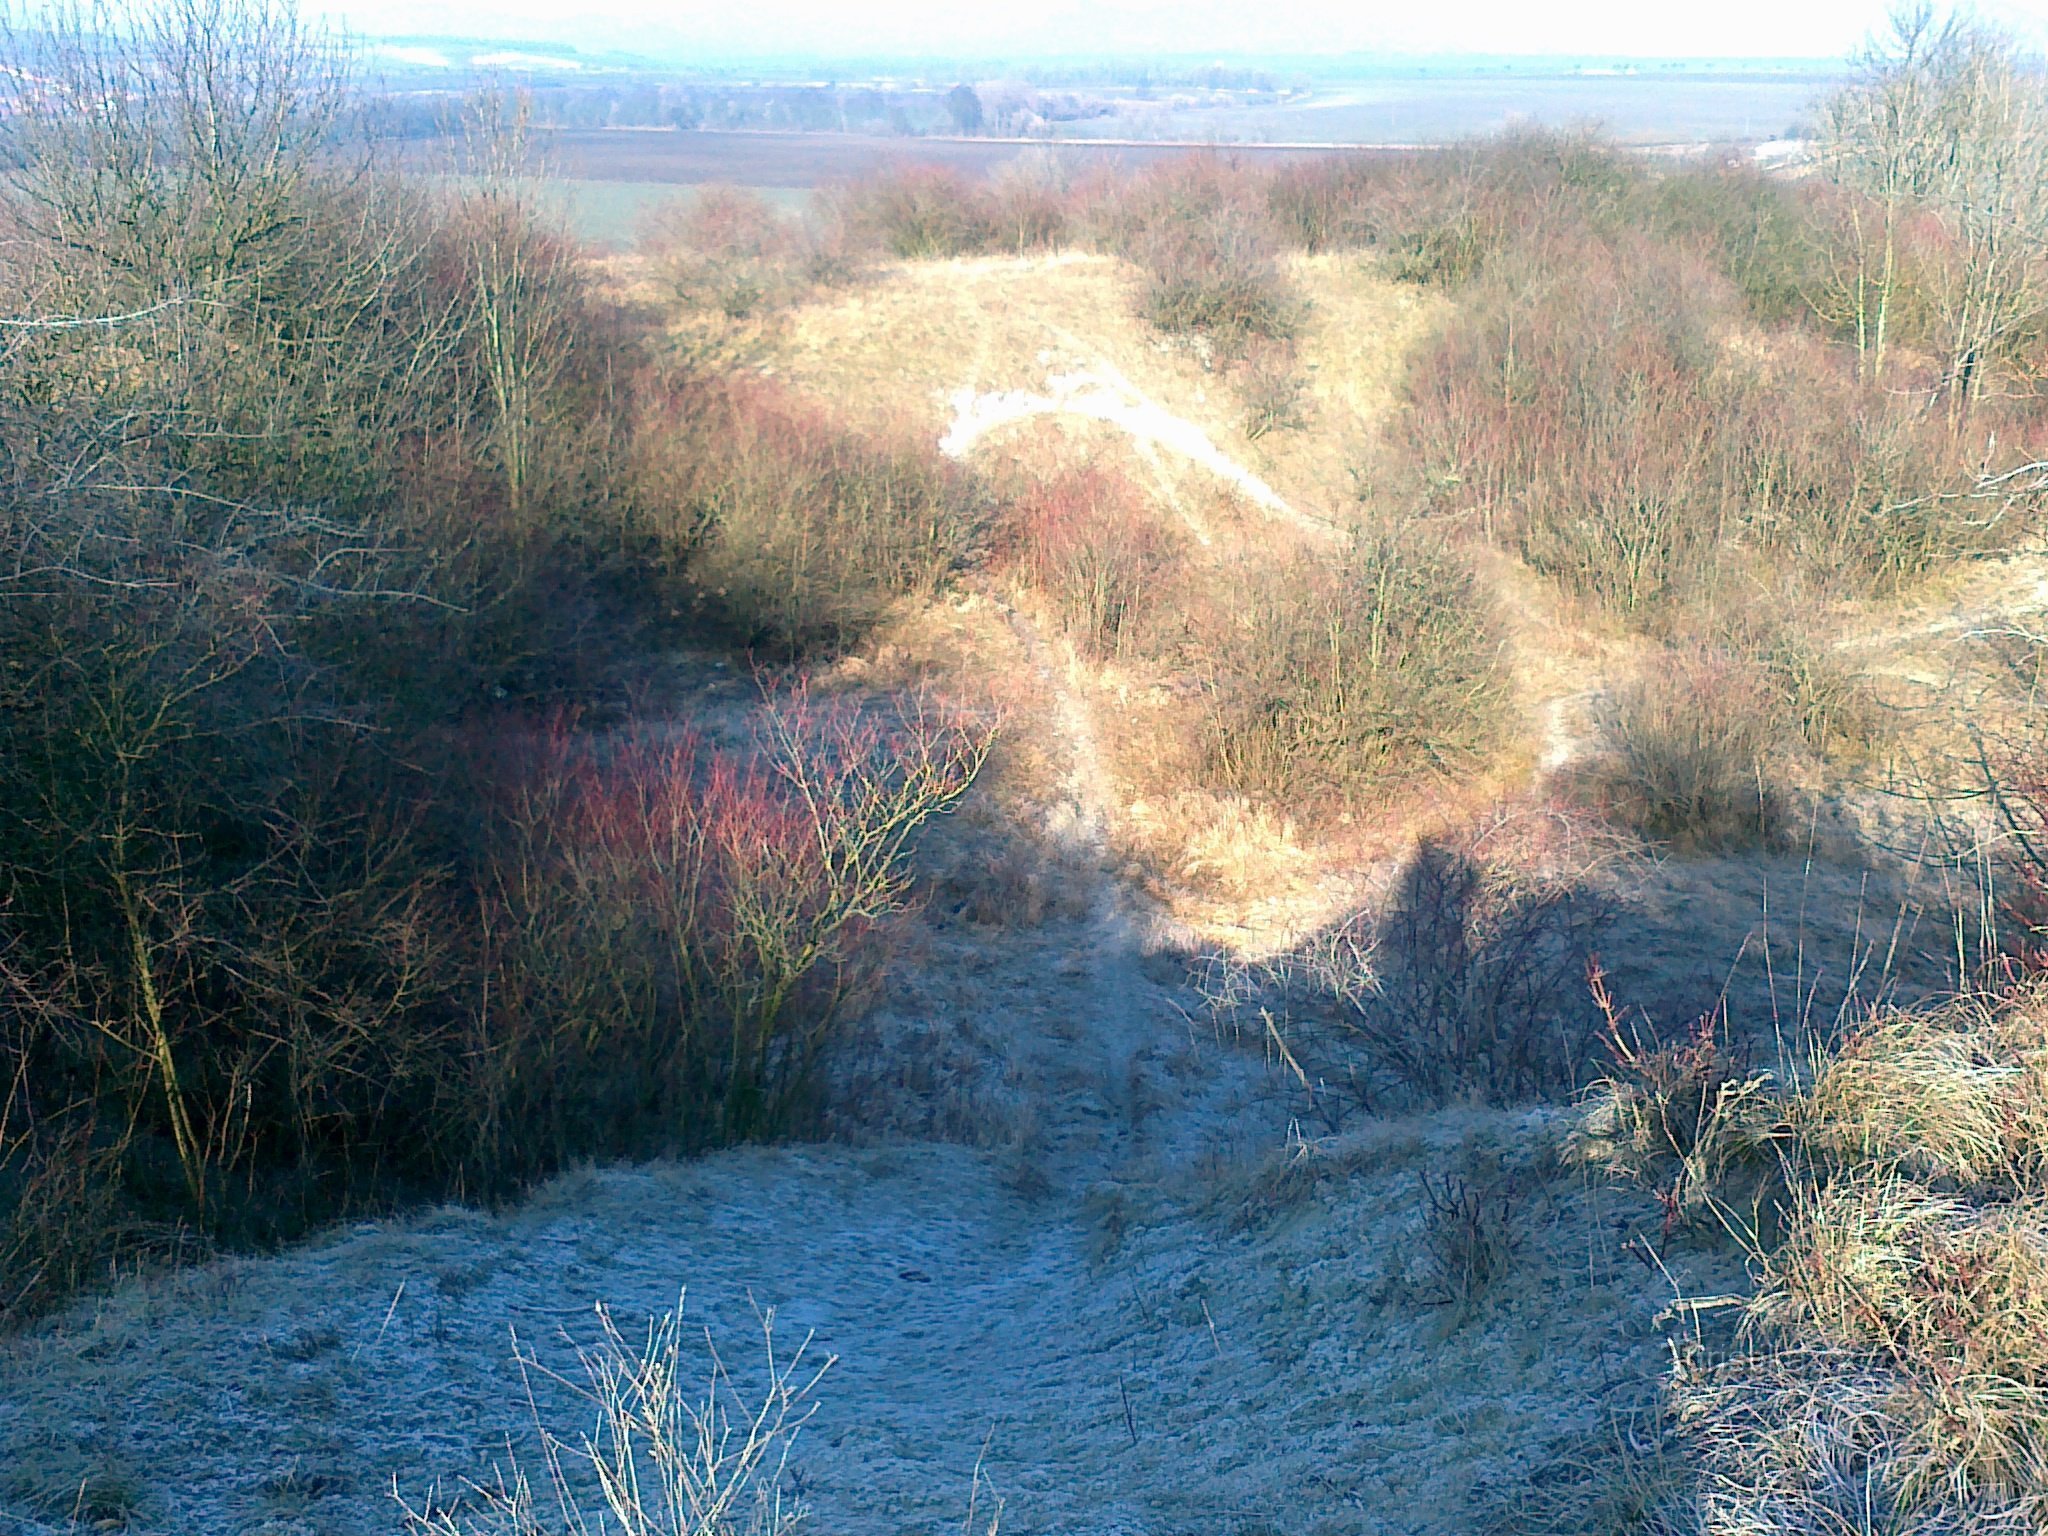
[0,247,1988,1535]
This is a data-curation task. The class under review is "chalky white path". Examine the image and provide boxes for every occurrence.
[939,360,1334,541]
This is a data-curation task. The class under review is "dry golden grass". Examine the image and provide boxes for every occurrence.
[764,250,1425,521]
[774,253,1148,432]
[1577,983,2048,1531]
[1797,997,2048,1187]
[1249,253,1443,515]
[708,251,1491,947]
[648,243,2041,965]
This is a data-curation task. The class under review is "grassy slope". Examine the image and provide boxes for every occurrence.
[6,244,2039,1536]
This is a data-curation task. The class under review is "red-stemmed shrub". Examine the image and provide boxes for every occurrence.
[1000,464,1177,657]
[473,688,994,1166]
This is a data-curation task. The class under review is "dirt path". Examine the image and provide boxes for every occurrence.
[0,607,1286,1536]
[0,592,1702,1536]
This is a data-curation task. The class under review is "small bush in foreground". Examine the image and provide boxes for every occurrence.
[1417,1166,1523,1309]
[1571,969,1779,1237]
[400,1294,826,1536]
[1197,528,1508,804]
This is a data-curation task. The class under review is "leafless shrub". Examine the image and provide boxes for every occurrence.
[1417,1167,1523,1309]
[1817,6,2048,422]
[1096,159,1302,356]
[1262,136,1619,282]
[982,153,1071,254]
[1756,629,1888,760]
[1593,650,1793,853]
[473,688,995,1165]
[837,164,996,260]
[1195,528,1509,805]
[1568,967,1783,1238]
[1000,464,1180,658]
[634,374,991,657]
[1264,154,1396,254]
[640,185,801,319]
[1202,809,1622,1117]
[1233,340,1309,440]
[1355,833,1616,1107]
[1406,197,2045,621]
[1135,214,1299,356]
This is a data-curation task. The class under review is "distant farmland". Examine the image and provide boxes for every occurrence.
[509,64,1837,243]
[535,127,1371,190]
[520,67,1837,193]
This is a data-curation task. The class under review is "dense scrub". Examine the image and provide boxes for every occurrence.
[1193,529,1509,804]
[998,463,1180,659]
[821,118,2046,631]
[1407,219,2034,620]
[0,1,990,1322]
[634,374,989,657]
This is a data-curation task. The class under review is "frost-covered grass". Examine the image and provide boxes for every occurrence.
[1574,981,2048,1534]
[0,1108,1735,1535]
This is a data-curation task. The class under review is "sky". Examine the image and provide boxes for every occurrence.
[306,0,2048,62]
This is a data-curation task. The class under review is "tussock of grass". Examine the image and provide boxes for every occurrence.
[1575,983,2048,1531]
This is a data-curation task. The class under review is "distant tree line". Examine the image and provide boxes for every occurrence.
[362,76,1282,140]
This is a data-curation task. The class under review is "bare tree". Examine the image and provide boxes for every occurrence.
[453,89,582,517]
[2,0,341,291]
[1819,3,2048,420]
[0,0,486,1276]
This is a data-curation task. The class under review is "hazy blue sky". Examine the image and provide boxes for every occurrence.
[310,0,2048,60]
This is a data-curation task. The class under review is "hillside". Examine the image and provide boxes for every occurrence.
[6,8,2048,1533]
[0,244,2013,1536]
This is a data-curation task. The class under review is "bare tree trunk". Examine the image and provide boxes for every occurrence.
[1820,4,2048,422]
